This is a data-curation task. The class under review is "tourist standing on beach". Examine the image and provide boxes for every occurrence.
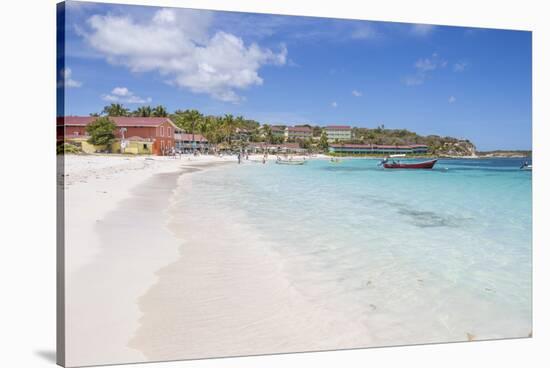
[237,152,241,164]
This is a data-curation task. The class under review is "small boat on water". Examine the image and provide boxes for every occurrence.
[276,156,306,165]
[276,159,306,165]
[520,161,532,171]
[381,158,437,169]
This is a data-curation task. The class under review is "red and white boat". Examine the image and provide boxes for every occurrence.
[381,158,437,169]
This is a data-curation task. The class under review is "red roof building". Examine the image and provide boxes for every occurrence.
[329,143,428,154]
[58,116,178,155]
[325,125,351,130]
[285,126,313,141]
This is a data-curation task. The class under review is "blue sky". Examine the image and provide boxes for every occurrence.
[60,1,532,150]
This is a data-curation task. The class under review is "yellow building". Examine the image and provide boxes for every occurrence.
[64,136,106,153]
[64,135,153,154]
[112,137,154,154]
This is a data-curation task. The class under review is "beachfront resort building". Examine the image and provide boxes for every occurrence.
[174,131,210,153]
[285,126,313,141]
[259,125,286,142]
[325,125,352,142]
[234,127,252,142]
[329,143,429,155]
[58,116,177,155]
[270,125,286,139]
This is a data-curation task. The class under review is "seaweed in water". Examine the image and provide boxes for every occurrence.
[397,208,471,228]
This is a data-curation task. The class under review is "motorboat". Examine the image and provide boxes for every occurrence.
[381,158,437,169]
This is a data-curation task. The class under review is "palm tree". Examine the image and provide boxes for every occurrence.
[262,124,273,144]
[187,110,202,146]
[102,103,130,117]
[234,116,248,143]
[319,131,329,151]
[198,115,211,137]
[221,114,239,145]
[171,109,204,152]
[152,105,168,117]
[235,115,245,126]
[133,105,152,117]
[204,115,223,144]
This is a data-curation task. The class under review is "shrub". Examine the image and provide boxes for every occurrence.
[86,116,117,147]
[57,143,81,155]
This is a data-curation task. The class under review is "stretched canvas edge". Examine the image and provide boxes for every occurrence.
[56,1,66,366]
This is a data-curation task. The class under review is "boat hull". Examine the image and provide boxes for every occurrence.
[383,159,437,169]
[276,160,306,165]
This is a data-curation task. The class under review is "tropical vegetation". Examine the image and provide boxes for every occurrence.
[84,104,475,155]
[57,142,81,155]
[86,116,117,147]
[98,103,169,117]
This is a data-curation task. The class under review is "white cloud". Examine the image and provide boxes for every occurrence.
[351,90,363,97]
[351,24,378,40]
[448,96,456,103]
[101,87,152,104]
[404,52,447,86]
[81,8,287,103]
[411,24,436,36]
[415,53,447,72]
[58,68,82,88]
[415,58,438,72]
[403,75,425,86]
[454,61,468,72]
[331,101,338,108]
[111,87,130,96]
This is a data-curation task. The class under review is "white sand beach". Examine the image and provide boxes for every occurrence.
[62,153,362,367]
[62,154,233,366]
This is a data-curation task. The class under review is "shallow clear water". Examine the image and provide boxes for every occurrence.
[182,158,532,345]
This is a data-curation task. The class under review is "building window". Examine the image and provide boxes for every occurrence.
[160,126,164,137]
[167,127,171,137]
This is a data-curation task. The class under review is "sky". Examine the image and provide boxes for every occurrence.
[59,1,532,150]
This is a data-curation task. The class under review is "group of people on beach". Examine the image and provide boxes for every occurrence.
[235,151,269,164]
[236,151,250,164]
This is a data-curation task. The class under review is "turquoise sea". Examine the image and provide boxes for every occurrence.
[182,158,532,345]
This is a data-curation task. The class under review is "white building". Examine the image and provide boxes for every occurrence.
[325,125,352,142]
